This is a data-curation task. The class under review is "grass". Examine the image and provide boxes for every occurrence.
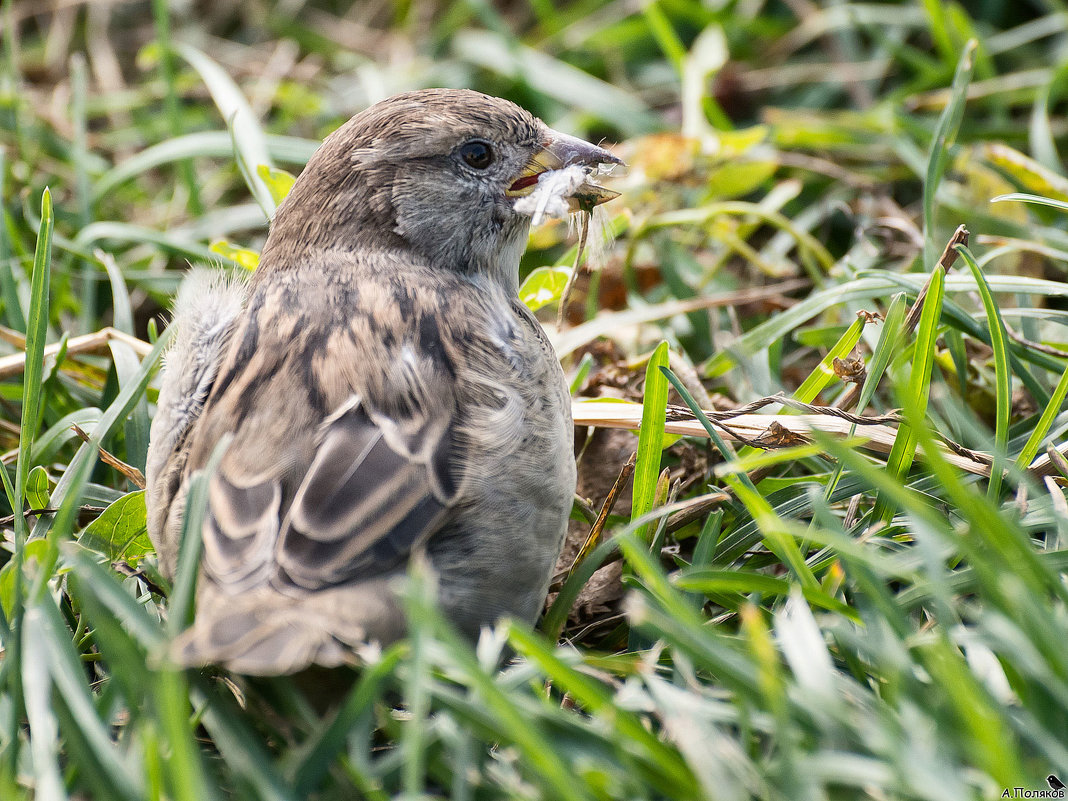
[3,1,1068,798]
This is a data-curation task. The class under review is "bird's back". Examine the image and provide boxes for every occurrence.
[148,249,574,673]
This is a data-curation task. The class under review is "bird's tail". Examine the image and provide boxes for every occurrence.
[170,578,405,675]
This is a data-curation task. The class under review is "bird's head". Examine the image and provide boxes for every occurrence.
[261,89,621,292]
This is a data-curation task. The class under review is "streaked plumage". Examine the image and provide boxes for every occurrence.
[145,89,619,674]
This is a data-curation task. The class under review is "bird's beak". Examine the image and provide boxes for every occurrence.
[507,130,623,212]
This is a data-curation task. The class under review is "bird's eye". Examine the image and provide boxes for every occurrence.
[459,141,494,170]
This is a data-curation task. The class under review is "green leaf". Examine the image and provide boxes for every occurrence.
[873,265,945,524]
[0,561,17,621]
[92,132,318,201]
[25,466,51,510]
[78,491,153,563]
[256,164,296,205]
[957,245,1010,499]
[21,606,65,801]
[791,313,867,406]
[991,192,1068,213]
[518,266,571,312]
[210,239,260,270]
[984,145,1068,203]
[1016,361,1068,471]
[15,188,53,549]
[705,160,778,201]
[857,293,907,414]
[177,43,275,217]
[922,40,974,268]
[631,342,670,541]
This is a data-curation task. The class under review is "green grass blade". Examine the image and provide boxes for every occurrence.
[1015,363,1068,471]
[35,597,143,800]
[156,669,218,801]
[72,221,219,263]
[725,477,820,591]
[192,679,297,801]
[508,623,699,797]
[68,552,164,650]
[177,44,275,218]
[28,328,172,600]
[289,647,404,795]
[990,192,1068,212]
[70,54,95,333]
[91,132,318,201]
[631,341,669,541]
[400,576,592,801]
[151,0,201,214]
[957,244,1010,499]
[791,312,867,405]
[21,606,66,801]
[857,292,908,413]
[402,561,433,798]
[167,435,230,636]
[0,147,24,332]
[922,40,975,268]
[13,190,52,602]
[820,293,908,506]
[542,536,621,641]
[642,1,686,72]
[100,254,150,472]
[15,188,53,550]
[873,265,945,524]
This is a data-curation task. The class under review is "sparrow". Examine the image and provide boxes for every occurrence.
[145,88,621,675]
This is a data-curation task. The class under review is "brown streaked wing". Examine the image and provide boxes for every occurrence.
[276,397,457,590]
[201,473,281,591]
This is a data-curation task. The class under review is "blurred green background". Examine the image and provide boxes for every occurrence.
[3,2,1068,800]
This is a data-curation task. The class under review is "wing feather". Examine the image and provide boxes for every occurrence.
[201,474,281,589]
[277,398,454,589]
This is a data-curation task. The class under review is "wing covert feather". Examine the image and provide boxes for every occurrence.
[199,337,462,597]
[277,398,455,589]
